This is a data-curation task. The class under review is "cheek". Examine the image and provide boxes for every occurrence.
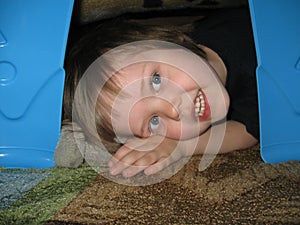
[169,73,199,91]
[164,120,211,140]
[163,120,184,139]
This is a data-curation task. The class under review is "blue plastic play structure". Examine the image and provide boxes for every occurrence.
[0,0,74,168]
[249,0,300,163]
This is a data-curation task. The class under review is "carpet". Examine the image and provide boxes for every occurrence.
[0,166,97,225]
[0,147,299,224]
[45,145,300,225]
[0,171,49,210]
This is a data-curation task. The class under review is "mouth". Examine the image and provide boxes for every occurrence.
[194,89,210,121]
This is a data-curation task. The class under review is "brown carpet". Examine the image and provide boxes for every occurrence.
[46,145,300,224]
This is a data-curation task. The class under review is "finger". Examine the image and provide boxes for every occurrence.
[108,146,132,168]
[122,151,159,177]
[144,157,170,176]
[109,136,156,175]
[108,147,133,174]
[110,150,147,176]
[122,164,148,178]
[113,145,133,160]
[134,151,159,167]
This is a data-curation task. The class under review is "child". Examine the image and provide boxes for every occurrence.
[57,9,259,178]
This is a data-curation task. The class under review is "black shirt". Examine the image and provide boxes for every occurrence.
[189,8,259,140]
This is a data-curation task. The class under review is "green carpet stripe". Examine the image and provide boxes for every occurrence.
[0,164,97,225]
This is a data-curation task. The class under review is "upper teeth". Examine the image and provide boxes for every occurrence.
[195,90,205,117]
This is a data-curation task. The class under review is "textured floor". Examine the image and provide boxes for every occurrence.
[0,171,49,210]
[0,166,97,225]
[47,145,300,224]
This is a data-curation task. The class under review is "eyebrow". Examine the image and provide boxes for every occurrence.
[140,63,148,96]
[137,112,152,138]
[140,75,146,98]
[139,120,148,138]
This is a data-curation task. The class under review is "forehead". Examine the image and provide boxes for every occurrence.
[101,43,216,90]
[113,61,187,84]
[111,62,158,103]
[114,62,157,84]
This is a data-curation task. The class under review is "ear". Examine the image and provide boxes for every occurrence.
[197,44,227,85]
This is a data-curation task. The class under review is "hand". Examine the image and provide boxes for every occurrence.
[108,135,184,177]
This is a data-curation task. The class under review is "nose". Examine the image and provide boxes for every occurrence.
[159,97,180,121]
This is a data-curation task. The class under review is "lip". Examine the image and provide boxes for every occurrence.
[194,89,211,121]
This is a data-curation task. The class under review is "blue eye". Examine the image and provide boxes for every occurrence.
[149,116,160,132]
[151,72,161,91]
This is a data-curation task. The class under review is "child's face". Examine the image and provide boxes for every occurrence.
[111,58,229,141]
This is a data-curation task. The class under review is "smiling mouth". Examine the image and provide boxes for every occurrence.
[194,89,210,121]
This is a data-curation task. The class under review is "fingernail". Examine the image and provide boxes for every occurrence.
[123,170,131,177]
[110,168,118,175]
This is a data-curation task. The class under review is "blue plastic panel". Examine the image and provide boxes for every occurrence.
[0,0,74,168]
[249,0,300,163]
